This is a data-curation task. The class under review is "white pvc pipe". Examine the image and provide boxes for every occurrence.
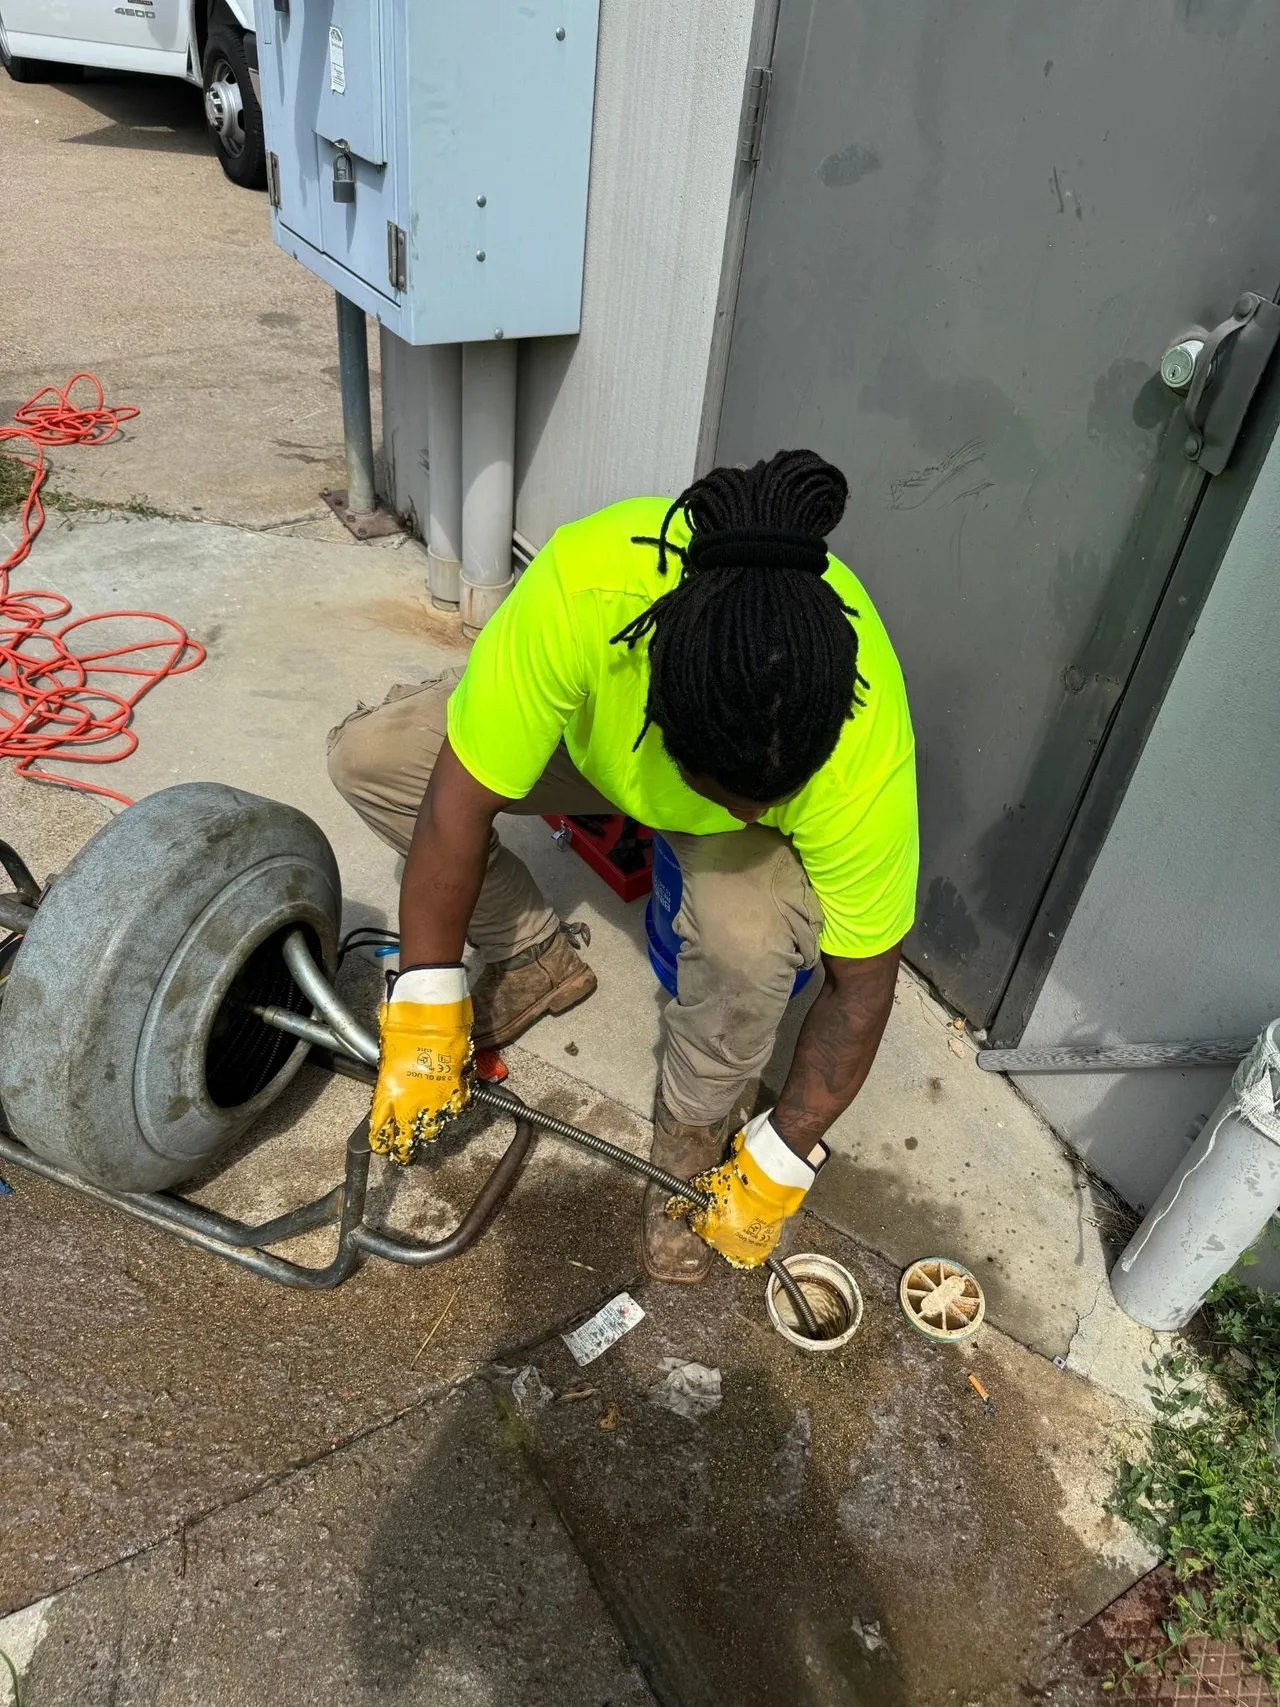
[1110,1022,1280,1330]
[460,339,517,636]
[425,344,463,609]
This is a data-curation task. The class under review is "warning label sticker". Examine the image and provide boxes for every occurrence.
[561,1292,646,1367]
[328,26,345,95]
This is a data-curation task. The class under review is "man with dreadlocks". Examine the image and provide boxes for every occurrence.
[328,449,917,1282]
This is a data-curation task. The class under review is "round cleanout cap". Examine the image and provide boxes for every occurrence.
[765,1253,863,1352]
[899,1257,985,1342]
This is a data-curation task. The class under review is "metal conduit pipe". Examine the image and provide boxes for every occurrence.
[0,839,40,906]
[426,344,464,608]
[269,938,822,1337]
[472,1087,822,1339]
[460,339,517,635]
[335,292,376,516]
[0,1125,372,1290]
[281,931,379,1065]
[352,1118,536,1267]
[0,897,35,936]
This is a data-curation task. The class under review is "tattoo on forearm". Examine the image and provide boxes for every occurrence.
[774,950,900,1150]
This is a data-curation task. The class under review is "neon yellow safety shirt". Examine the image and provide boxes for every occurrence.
[447,497,918,959]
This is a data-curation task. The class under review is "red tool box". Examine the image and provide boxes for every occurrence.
[542,813,653,902]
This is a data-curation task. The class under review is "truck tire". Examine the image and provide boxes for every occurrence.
[1,40,83,82]
[202,22,265,190]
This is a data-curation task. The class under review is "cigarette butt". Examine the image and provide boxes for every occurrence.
[968,1374,990,1402]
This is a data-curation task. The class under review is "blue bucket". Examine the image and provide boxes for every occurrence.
[644,832,816,1000]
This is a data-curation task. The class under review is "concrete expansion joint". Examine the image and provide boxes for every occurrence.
[4,1378,464,1619]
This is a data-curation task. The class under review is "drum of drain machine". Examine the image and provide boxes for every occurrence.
[644,832,816,999]
[0,782,341,1192]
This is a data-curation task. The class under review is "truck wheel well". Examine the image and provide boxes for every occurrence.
[197,0,243,70]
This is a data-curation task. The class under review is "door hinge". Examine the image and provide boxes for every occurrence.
[387,222,407,292]
[267,151,281,209]
[738,65,772,165]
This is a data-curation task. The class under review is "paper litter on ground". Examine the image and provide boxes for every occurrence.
[511,1365,554,1409]
[561,1292,646,1366]
[647,1358,722,1419]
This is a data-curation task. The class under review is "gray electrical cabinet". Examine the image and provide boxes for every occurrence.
[255,0,600,345]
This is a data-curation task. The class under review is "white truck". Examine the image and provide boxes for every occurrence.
[0,0,265,189]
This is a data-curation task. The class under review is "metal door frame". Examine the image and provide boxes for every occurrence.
[694,0,782,476]
[988,339,1280,1045]
[697,0,1280,1040]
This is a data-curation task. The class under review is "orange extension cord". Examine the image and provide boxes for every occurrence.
[0,374,204,805]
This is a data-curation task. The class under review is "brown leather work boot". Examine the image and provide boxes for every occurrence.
[641,1096,729,1285]
[471,924,597,1050]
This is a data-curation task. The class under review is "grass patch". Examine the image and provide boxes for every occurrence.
[0,453,31,516]
[1108,1277,1280,1694]
[44,488,167,519]
[0,451,165,522]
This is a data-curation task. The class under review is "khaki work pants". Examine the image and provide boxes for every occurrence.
[327,671,823,1126]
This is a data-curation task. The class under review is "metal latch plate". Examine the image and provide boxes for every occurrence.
[386,222,407,292]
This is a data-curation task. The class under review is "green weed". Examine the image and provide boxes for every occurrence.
[0,453,31,516]
[1108,1278,1280,1694]
[0,451,165,522]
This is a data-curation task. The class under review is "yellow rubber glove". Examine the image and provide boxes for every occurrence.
[370,965,474,1165]
[669,1111,822,1269]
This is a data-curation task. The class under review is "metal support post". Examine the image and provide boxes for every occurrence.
[335,291,376,516]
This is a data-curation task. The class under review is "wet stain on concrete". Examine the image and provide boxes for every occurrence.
[0,1078,648,1613]
[355,596,470,653]
[15,1385,652,1707]
[510,1225,1141,1707]
[813,1152,1078,1361]
[258,311,301,331]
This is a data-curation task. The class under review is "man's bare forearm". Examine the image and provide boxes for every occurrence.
[399,740,510,966]
[771,944,901,1157]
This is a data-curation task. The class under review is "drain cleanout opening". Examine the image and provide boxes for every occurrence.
[776,1276,850,1339]
[766,1254,864,1352]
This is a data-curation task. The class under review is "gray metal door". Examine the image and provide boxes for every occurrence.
[716,0,1280,1025]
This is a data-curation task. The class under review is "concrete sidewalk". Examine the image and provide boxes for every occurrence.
[0,1193,1152,1706]
[0,511,1166,1704]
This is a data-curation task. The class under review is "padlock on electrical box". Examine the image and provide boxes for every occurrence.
[332,144,356,204]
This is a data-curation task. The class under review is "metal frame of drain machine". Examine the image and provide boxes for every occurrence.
[0,919,817,1331]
